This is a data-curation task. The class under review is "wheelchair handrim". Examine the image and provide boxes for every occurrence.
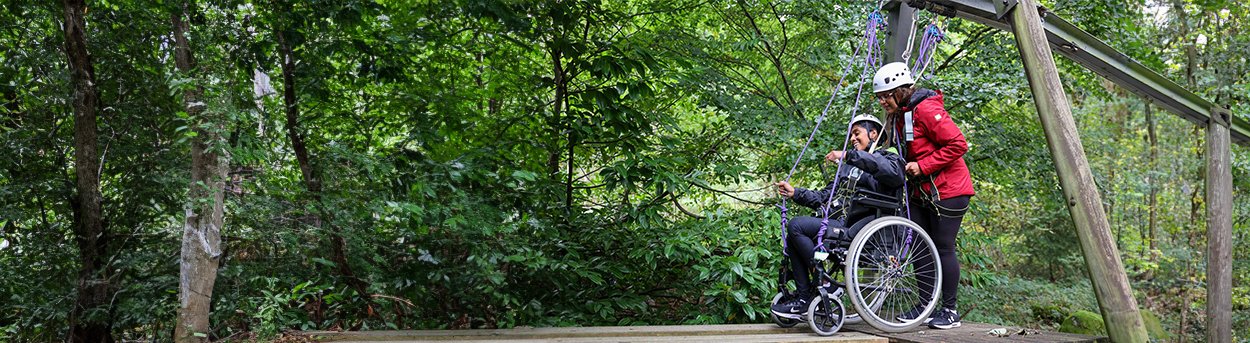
[843,216,943,333]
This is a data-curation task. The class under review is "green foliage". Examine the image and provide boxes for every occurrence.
[0,0,1247,341]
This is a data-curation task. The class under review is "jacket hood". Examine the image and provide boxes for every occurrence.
[904,88,939,110]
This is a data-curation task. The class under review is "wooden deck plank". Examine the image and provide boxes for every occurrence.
[305,321,1103,343]
[326,332,884,343]
[308,324,801,340]
[843,322,1107,343]
[307,324,883,342]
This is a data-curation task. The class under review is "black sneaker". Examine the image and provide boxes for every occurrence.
[927,308,961,329]
[770,295,810,319]
[895,306,935,323]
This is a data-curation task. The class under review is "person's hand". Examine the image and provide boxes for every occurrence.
[905,162,922,176]
[775,181,795,198]
[825,150,844,162]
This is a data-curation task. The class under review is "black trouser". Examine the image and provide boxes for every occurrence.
[911,195,970,311]
[785,216,844,296]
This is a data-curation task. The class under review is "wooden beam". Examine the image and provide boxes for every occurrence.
[1205,107,1232,343]
[885,1,917,63]
[1005,0,1148,341]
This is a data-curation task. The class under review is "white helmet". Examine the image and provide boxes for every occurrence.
[872,62,914,93]
[850,113,882,128]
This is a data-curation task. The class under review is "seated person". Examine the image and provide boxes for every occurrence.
[770,114,906,319]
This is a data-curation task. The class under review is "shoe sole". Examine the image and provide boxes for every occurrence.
[772,310,804,320]
[894,316,935,324]
[928,321,961,329]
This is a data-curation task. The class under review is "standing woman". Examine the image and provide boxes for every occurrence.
[871,62,974,330]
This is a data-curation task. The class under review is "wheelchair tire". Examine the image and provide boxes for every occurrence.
[769,292,799,328]
[844,216,942,333]
[806,293,845,336]
[840,289,881,325]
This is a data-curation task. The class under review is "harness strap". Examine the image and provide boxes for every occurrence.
[904,111,914,142]
[910,173,969,218]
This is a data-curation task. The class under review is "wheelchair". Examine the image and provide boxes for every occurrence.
[770,188,942,336]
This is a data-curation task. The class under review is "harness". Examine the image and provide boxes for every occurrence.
[909,173,969,218]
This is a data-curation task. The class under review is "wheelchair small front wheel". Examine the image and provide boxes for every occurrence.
[806,293,845,336]
[769,292,799,328]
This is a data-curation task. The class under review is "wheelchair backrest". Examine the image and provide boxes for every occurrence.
[849,188,905,218]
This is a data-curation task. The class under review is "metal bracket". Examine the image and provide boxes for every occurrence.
[905,0,957,17]
[993,0,1018,19]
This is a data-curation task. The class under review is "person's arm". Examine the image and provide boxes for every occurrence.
[914,102,969,175]
[792,180,836,210]
[844,149,905,189]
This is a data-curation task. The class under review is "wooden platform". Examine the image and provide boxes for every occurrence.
[844,322,1107,343]
[303,322,1105,343]
[304,324,883,343]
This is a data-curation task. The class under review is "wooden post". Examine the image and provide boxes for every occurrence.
[1205,107,1232,343]
[1006,1,1148,341]
[885,1,916,63]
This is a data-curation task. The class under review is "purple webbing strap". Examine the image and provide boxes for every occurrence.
[781,11,884,256]
[813,12,886,252]
[782,11,884,183]
[911,23,944,83]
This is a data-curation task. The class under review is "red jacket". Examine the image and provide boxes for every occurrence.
[893,89,975,200]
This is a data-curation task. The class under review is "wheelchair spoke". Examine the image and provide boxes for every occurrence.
[900,260,937,273]
[892,271,936,291]
[842,218,947,331]
[902,236,931,265]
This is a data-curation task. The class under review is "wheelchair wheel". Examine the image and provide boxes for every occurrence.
[840,288,882,325]
[815,284,877,325]
[844,216,942,333]
[769,292,799,328]
[806,293,845,336]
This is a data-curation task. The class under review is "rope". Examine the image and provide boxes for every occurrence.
[900,9,920,62]
[780,10,885,255]
[911,22,945,83]
[812,11,887,252]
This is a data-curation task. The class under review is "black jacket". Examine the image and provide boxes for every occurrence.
[791,147,906,223]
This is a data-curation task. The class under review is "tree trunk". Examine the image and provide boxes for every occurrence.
[276,27,375,319]
[172,2,228,342]
[61,0,114,341]
[1144,102,1158,267]
[547,48,565,178]
[546,46,576,218]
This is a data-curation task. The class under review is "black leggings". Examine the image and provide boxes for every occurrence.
[911,195,970,310]
[785,216,845,296]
